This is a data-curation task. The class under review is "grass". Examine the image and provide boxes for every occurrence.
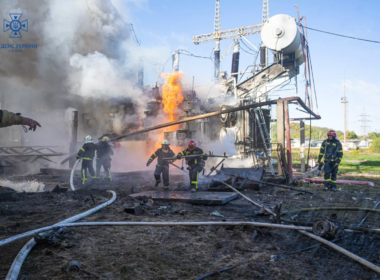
[288,148,380,174]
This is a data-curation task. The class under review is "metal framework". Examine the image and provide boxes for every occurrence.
[0,146,65,167]
[262,0,269,24]
[193,24,262,45]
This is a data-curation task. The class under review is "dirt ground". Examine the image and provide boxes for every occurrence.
[1,170,380,280]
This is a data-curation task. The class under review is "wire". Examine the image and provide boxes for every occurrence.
[297,23,380,44]
[306,45,319,110]
[240,39,258,54]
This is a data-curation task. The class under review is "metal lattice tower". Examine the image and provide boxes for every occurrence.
[341,85,348,145]
[359,107,371,138]
[262,0,269,24]
[214,0,221,33]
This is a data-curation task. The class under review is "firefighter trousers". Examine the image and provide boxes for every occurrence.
[189,164,203,189]
[81,159,95,184]
[154,165,169,187]
[96,158,112,181]
[324,161,338,190]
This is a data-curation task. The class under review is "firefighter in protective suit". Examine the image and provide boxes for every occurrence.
[76,135,96,184]
[318,130,343,191]
[147,140,175,190]
[95,136,114,181]
[176,140,208,193]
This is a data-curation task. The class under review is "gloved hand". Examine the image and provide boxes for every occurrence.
[21,117,41,131]
[318,162,324,171]
[146,161,151,167]
[203,155,208,160]
[176,155,182,159]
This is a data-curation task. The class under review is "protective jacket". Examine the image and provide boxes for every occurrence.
[95,141,113,160]
[149,148,175,167]
[318,138,343,164]
[76,142,96,160]
[178,147,208,168]
[0,110,23,128]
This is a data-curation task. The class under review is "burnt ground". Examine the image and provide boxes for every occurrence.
[1,170,380,279]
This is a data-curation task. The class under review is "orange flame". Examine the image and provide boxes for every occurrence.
[152,71,184,152]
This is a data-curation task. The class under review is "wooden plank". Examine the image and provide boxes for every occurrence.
[130,191,238,205]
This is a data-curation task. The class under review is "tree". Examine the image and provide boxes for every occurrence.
[368,132,380,139]
[370,137,380,153]
[348,131,358,139]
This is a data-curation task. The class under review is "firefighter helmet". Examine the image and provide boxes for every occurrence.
[85,135,92,141]
[188,140,196,150]
[327,130,337,137]
[162,140,170,145]
[102,136,110,141]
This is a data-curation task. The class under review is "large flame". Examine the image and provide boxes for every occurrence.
[152,71,184,152]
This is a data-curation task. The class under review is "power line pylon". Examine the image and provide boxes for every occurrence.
[341,84,348,145]
[262,0,269,24]
[213,0,222,79]
[359,107,371,139]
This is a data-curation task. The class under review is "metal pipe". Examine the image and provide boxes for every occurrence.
[212,179,276,216]
[303,178,374,187]
[5,191,117,280]
[284,101,293,178]
[0,221,313,248]
[299,230,380,274]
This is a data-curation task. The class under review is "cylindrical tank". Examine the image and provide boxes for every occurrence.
[261,14,303,62]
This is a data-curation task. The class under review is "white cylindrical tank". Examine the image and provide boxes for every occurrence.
[261,14,304,62]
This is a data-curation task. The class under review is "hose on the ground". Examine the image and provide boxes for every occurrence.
[70,157,81,191]
[0,221,313,247]
[5,190,117,280]
[195,266,234,280]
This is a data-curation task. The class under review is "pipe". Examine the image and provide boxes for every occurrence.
[284,101,293,178]
[195,266,234,280]
[70,158,81,191]
[5,191,117,280]
[213,179,276,216]
[0,222,313,248]
[282,207,380,215]
[299,230,380,274]
[303,178,374,187]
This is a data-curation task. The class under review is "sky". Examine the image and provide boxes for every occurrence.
[114,0,379,136]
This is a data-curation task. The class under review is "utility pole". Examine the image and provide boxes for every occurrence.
[341,85,348,145]
[359,107,371,139]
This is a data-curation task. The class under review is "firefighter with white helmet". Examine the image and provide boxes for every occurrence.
[146,139,176,190]
[95,136,114,181]
[175,140,208,193]
[76,135,97,185]
[318,130,344,191]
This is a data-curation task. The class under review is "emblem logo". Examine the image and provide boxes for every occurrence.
[3,13,28,38]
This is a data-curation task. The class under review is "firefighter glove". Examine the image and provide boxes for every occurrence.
[318,162,324,171]
[146,161,151,167]
[176,155,182,159]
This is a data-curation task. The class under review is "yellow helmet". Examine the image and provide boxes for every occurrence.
[102,136,110,141]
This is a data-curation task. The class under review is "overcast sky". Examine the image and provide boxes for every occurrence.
[113,0,380,136]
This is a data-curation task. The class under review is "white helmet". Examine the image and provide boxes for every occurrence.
[162,140,170,145]
[102,136,110,141]
[85,135,92,141]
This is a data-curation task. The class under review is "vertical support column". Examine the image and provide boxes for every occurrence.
[172,50,179,72]
[214,39,220,80]
[69,110,78,168]
[284,101,293,178]
[231,40,240,83]
[276,101,285,176]
[300,120,305,173]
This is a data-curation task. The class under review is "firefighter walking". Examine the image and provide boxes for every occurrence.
[95,136,114,181]
[147,140,175,190]
[76,135,97,185]
[318,130,343,191]
[176,140,208,193]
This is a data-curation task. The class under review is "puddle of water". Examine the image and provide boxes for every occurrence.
[0,180,45,193]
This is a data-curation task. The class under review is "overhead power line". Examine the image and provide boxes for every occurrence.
[298,23,380,44]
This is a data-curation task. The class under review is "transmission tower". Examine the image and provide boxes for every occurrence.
[213,0,222,79]
[214,0,221,33]
[262,0,269,24]
[341,85,348,145]
[359,107,371,139]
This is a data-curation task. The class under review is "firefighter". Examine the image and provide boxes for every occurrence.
[95,136,114,181]
[146,140,175,190]
[0,110,41,130]
[175,140,208,193]
[76,135,97,185]
[318,130,343,191]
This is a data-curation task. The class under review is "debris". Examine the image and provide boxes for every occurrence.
[124,203,143,215]
[51,185,68,193]
[289,192,304,196]
[352,197,357,201]
[34,227,67,245]
[147,199,154,206]
[158,206,168,210]
[211,211,224,218]
[90,194,96,205]
[66,260,81,272]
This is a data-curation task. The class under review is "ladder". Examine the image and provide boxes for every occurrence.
[254,108,274,175]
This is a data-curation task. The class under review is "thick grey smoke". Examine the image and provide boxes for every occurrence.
[0,0,164,148]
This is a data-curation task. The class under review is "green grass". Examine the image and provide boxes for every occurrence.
[288,148,380,174]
